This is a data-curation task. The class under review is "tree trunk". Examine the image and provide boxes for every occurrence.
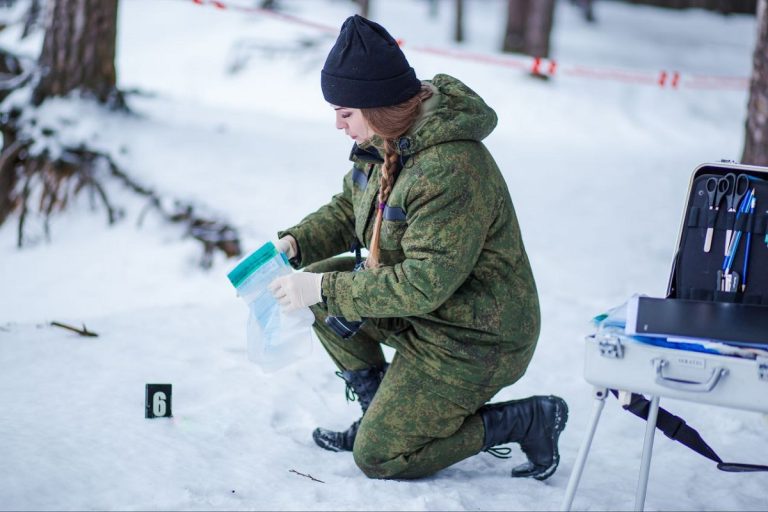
[525,0,555,58]
[503,0,555,58]
[503,0,528,54]
[454,0,464,43]
[742,0,768,166]
[32,0,120,106]
[357,0,370,18]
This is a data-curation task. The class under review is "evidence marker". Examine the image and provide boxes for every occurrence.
[145,384,173,418]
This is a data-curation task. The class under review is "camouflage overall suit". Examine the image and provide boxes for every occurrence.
[279,74,542,479]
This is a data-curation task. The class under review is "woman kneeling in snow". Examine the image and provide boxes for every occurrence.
[268,14,567,481]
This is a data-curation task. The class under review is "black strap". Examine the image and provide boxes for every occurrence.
[391,153,408,182]
[349,239,364,271]
[610,390,768,473]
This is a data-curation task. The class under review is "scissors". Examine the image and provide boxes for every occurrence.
[703,175,729,252]
[723,173,749,253]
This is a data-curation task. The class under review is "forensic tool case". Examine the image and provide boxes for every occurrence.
[587,161,768,397]
[584,330,768,413]
[562,162,768,512]
[669,162,768,310]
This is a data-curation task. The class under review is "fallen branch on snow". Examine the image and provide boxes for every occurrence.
[288,469,325,483]
[50,321,98,337]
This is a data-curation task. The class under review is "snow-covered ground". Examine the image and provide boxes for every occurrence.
[1,0,766,510]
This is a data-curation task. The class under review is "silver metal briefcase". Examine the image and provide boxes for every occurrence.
[584,332,768,413]
[562,162,768,512]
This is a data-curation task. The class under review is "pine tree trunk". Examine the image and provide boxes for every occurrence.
[503,0,528,54]
[742,0,768,166]
[454,0,464,43]
[32,0,120,106]
[523,0,555,58]
[357,0,370,18]
[503,0,555,58]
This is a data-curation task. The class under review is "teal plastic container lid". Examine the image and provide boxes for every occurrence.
[227,241,283,289]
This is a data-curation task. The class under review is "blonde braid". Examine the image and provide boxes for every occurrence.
[366,140,398,269]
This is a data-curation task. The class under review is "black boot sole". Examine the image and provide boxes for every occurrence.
[511,395,569,481]
[313,427,347,452]
[313,422,360,453]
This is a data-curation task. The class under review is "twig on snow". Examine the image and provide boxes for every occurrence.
[288,469,325,483]
[50,321,99,337]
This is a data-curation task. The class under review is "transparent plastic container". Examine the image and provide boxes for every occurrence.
[227,241,314,371]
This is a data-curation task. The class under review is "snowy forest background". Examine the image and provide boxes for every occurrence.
[1,0,767,510]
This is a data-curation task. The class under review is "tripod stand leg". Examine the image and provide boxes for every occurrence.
[561,387,608,511]
[634,395,660,511]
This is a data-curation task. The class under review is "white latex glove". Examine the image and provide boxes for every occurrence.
[275,235,298,260]
[268,272,323,311]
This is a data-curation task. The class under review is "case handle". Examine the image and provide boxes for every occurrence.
[652,358,728,393]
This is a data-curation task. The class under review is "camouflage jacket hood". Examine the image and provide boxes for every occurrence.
[279,74,539,391]
[353,74,498,162]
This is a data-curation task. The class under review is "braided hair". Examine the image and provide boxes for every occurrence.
[361,85,433,269]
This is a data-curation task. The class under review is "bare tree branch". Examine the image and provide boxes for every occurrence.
[50,321,99,337]
[288,469,325,483]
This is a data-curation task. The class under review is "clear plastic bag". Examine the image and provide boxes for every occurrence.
[227,241,314,371]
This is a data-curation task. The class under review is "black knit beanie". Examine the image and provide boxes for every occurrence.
[321,15,422,108]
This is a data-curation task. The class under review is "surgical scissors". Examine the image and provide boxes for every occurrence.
[703,175,729,253]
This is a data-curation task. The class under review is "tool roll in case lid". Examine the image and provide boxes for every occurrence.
[671,163,768,305]
[630,161,768,347]
[585,162,768,413]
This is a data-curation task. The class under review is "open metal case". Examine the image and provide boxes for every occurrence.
[587,161,768,406]
[668,162,768,306]
[563,162,768,512]
[625,161,768,347]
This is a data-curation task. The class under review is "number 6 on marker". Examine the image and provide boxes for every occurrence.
[153,392,167,417]
[145,384,173,418]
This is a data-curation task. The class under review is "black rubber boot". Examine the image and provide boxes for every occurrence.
[479,395,568,481]
[313,364,388,452]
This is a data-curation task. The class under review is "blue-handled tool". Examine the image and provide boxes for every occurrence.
[724,173,749,254]
[741,193,757,292]
[721,187,754,283]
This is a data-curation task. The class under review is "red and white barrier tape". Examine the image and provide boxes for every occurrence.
[191,0,338,32]
[188,0,749,91]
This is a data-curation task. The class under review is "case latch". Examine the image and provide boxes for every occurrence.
[758,357,768,382]
[597,335,624,359]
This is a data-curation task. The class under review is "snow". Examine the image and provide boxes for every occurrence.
[1,0,766,510]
